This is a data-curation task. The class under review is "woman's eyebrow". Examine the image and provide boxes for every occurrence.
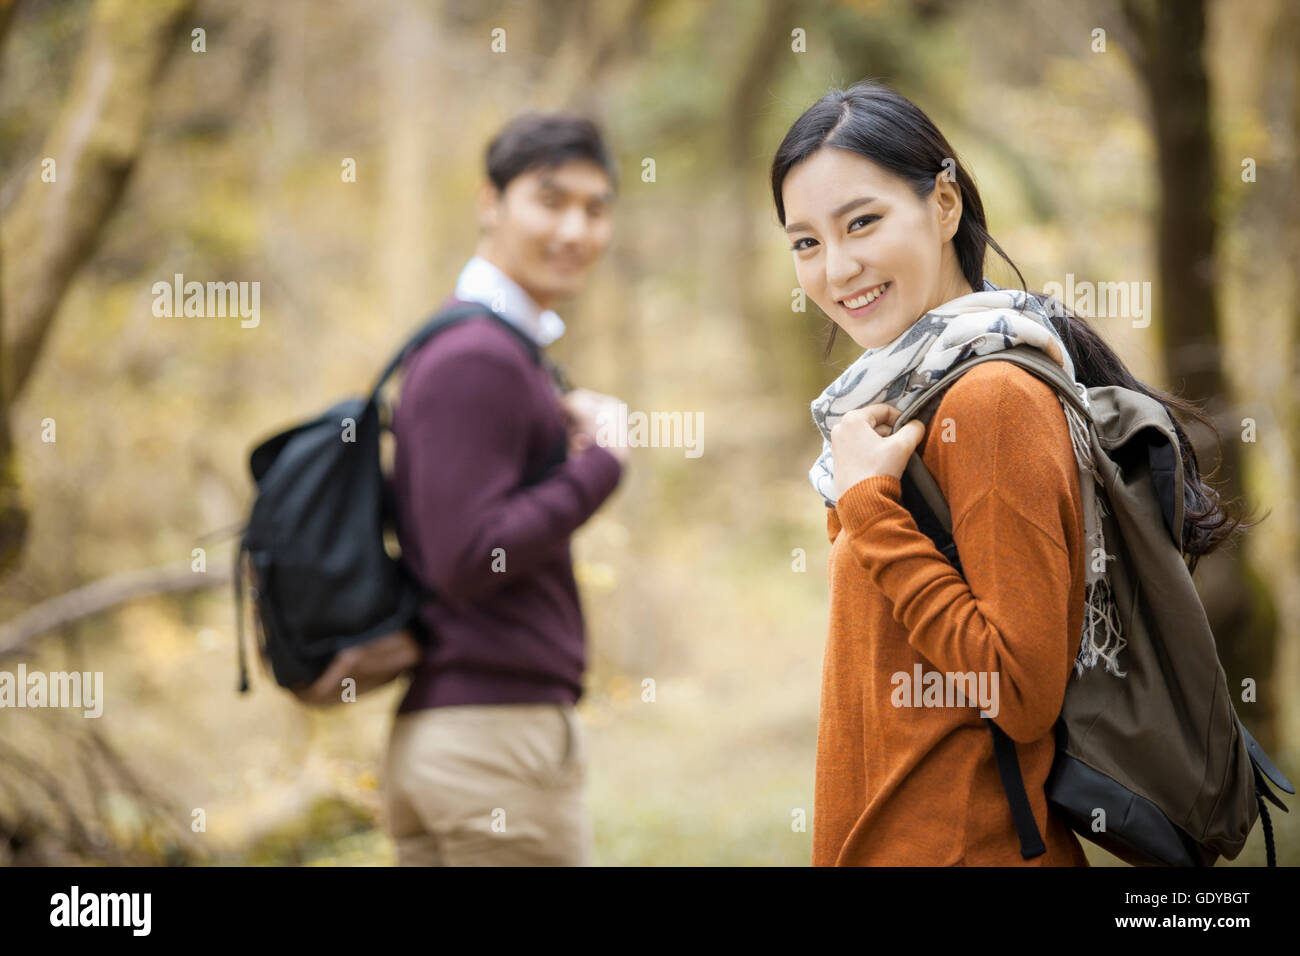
[784,196,878,234]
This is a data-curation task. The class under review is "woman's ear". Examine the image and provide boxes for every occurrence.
[933,170,963,243]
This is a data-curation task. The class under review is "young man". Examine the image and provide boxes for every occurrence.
[381,113,628,866]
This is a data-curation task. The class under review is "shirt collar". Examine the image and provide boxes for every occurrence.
[453,255,566,347]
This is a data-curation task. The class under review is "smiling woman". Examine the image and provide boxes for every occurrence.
[773,89,1007,357]
[781,151,972,353]
[769,80,1255,868]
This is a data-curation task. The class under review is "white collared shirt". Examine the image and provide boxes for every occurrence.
[453,255,567,347]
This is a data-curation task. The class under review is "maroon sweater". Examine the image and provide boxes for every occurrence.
[390,298,623,713]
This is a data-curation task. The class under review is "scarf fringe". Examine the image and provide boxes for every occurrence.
[1062,394,1127,679]
[1077,578,1128,678]
[1062,391,1104,487]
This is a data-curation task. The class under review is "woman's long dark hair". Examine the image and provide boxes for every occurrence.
[770,80,1255,568]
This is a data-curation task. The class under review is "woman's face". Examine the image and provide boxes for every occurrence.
[782,147,972,351]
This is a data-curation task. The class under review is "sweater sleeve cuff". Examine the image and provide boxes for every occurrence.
[826,505,842,543]
[560,443,623,512]
[835,474,904,534]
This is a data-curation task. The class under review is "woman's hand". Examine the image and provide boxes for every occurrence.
[830,403,927,499]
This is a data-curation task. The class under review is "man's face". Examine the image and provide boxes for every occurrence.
[477,160,615,309]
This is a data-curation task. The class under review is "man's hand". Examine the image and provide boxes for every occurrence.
[829,403,926,500]
[561,388,630,466]
[290,629,423,707]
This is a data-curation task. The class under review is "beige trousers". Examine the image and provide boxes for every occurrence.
[382,702,593,866]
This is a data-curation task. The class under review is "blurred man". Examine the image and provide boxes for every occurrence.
[382,112,628,866]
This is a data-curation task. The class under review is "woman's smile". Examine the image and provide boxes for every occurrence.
[839,281,891,317]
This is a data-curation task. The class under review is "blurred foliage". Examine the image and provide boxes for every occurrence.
[0,0,1296,865]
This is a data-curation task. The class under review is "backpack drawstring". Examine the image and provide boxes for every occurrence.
[1255,789,1276,867]
[233,543,250,693]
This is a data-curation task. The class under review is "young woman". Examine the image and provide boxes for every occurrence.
[770,81,1250,866]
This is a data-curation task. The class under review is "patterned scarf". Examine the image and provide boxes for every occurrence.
[809,279,1126,678]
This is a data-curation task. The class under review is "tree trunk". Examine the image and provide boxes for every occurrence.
[1122,0,1279,747]
[0,0,192,576]
[1220,0,1300,758]
[2,0,193,401]
[0,0,26,576]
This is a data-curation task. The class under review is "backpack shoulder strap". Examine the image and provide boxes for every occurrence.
[376,301,571,477]
[894,344,1088,441]
[893,344,1090,534]
[891,346,1084,861]
[900,455,959,564]
[369,302,552,403]
[896,458,1049,860]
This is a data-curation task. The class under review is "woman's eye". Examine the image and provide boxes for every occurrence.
[790,215,879,251]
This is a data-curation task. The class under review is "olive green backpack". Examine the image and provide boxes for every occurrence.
[891,344,1293,866]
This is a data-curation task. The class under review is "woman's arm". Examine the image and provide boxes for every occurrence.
[833,362,1084,743]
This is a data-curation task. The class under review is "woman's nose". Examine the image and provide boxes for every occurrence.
[824,243,863,287]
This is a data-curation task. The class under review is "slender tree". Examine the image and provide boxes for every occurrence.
[1121,0,1278,746]
[0,0,193,575]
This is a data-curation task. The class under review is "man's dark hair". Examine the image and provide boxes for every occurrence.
[485,112,617,194]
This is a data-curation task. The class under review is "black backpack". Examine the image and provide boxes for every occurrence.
[232,302,566,693]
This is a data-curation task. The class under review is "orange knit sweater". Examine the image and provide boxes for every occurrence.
[814,360,1091,866]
